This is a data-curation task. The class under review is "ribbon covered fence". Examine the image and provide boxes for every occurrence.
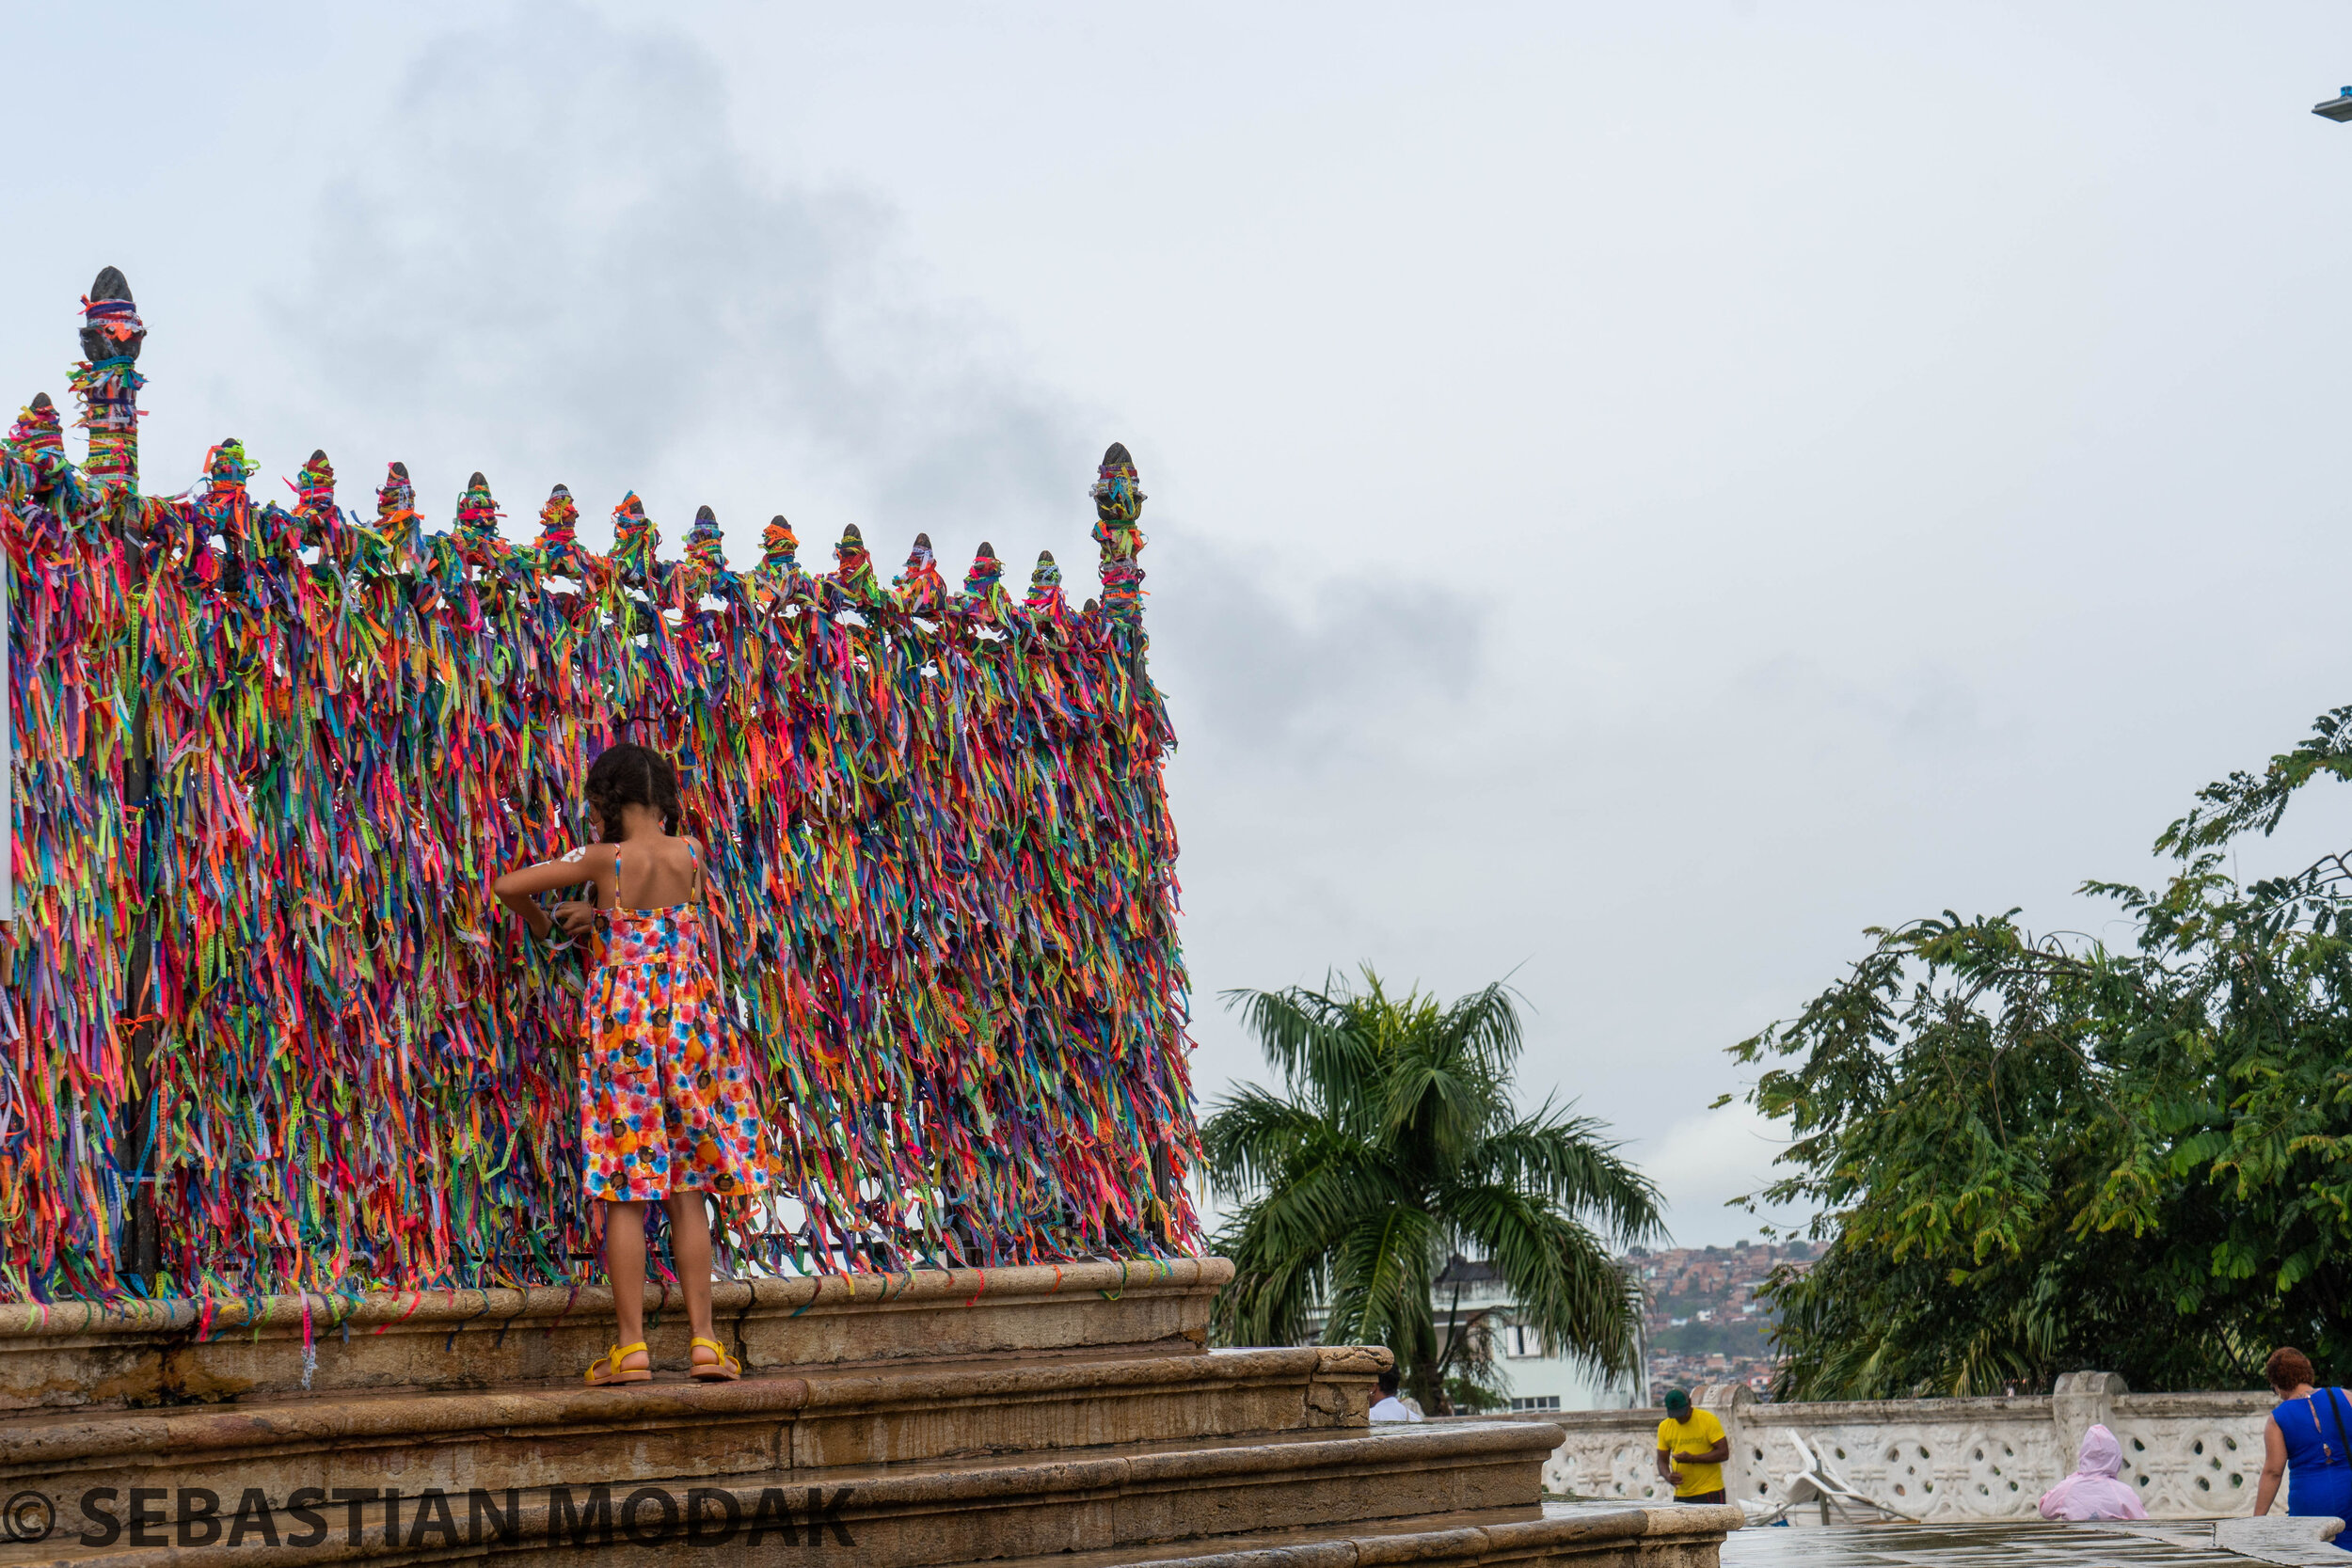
[1,269,1198,1305]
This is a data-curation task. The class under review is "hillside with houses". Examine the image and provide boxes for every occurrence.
[1631,1240,1818,1400]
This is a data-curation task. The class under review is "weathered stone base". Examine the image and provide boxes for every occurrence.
[0,1260,1222,1412]
[0,1261,1737,1568]
[6,1345,1383,1539]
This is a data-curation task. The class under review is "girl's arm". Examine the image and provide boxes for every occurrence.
[493,846,612,940]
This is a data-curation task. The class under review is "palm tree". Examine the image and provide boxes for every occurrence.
[1202,971,1664,1415]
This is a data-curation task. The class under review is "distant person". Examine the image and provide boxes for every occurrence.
[2255,1347,2352,1547]
[2038,1424,2147,1521]
[1370,1368,1423,1423]
[1655,1388,1730,1505]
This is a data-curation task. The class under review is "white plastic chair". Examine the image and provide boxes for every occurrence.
[1777,1432,1919,1524]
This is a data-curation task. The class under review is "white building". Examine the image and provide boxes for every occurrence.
[1302,1256,1644,1414]
[1434,1256,1645,1413]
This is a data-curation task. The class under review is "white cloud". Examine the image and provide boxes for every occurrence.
[1629,1102,1815,1247]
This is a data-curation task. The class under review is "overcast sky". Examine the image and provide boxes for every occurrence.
[12,2,2352,1247]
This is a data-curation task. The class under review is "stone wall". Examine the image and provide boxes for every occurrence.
[1521,1372,2272,1520]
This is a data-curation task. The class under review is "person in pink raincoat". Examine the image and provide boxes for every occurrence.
[2039,1424,2149,1521]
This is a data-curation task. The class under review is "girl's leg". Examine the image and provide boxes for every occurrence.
[665,1190,719,1365]
[605,1199,651,1373]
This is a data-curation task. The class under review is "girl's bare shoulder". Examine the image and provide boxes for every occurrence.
[557,842,618,868]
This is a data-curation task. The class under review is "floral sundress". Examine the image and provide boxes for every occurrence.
[578,850,767,1201]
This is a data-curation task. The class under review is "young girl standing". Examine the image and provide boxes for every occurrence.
[493,743,765,1385]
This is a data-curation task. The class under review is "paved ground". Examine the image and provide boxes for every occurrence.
[1723,1521,2291,1568]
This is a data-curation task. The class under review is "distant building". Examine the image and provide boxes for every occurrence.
[1432,1256,1645,1413]
[1627,1239,1817,1402]
[1296,1255,1644,1413]
[1295,1240,1820,1412]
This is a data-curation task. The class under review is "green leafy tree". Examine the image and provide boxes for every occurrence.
[1202,971,1664,1414]
[1736,705,2352,1397]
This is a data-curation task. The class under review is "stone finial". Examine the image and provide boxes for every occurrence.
[454,470,502,559]
[759,514,799,571]
[1025,548,1066,613]
[833,521,878,598]
[963,540,1004,599]
[610,492,658,575]
[376,461,422,565]
[1091,441,1144,526]
[73,267,146,490]
[293,449,336,548]
[1090,441,1146,621]
[894,531,947,612]
[686,504,727,571]
[534,483,580,558]
[295,449,333,504]
[79,268,144,364]
[203,437,254,494]
[377,460,415,516]
[189,437,254,580]
[8,391,65,473]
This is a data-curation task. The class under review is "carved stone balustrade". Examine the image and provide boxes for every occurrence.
[1454,1372,2273,1521]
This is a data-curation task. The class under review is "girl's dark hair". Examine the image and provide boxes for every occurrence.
[2267,1346,2316,1392]
[584,743,683,838]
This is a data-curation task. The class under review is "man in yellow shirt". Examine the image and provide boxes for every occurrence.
[1654,1388,1730,1504]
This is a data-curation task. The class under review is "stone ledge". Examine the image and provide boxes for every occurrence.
[3,1345,1391,1536]
[973,1500,1744,1568]
[2212,1514,2347,1565]
[0,1258,1232,1411]
[0,1420,1568,1568]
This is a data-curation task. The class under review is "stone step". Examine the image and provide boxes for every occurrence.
[977,1500,1745,1568]
[4,1344,1382,1538]
[0,1420,1569,1568]
[0,1259,1227,1411]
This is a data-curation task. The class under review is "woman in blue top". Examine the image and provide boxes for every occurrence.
[2255,1346,2352,1549]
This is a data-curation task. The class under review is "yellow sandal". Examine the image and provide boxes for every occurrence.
[586,1341,651,1386]
[690,1336,742,1382]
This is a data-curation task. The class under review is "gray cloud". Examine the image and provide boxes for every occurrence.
[262,1,1084,555]
[1144,519,1493,765]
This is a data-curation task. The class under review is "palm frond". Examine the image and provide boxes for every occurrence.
[1443,1178,1645,1379]
[1199,1084,1343,1203]
[1220,983,1382,1124]
[1226,1144,1403,1266]
[1378,984,1523,1167]
[1322,1202,1441,1354]
[1464,1103,1667,1247]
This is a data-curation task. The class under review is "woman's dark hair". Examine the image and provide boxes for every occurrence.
[584,743,682,838]
[2267,1347,2316,1392]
